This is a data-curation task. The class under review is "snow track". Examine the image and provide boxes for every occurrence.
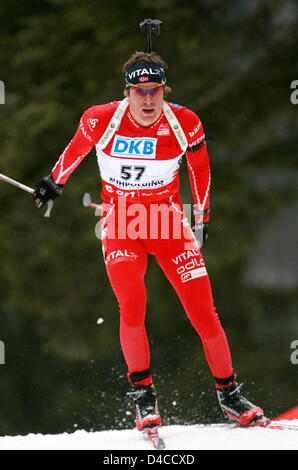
[0,420,297,450]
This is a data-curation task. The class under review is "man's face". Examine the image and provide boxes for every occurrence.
[128,83,164,127]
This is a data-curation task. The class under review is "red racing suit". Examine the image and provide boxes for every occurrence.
[51,100,233,382]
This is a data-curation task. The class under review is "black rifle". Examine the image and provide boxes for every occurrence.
[139,19,162,53]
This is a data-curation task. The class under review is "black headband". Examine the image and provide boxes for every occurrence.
[125,62,166,86]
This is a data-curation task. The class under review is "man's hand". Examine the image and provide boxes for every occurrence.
[193,221,208,248]
[34,174,63,208]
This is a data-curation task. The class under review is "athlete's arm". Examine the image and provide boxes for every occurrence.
[51,107,98,185]
[182,108,211,225]
[33,109,96,208]
[34,105,113,209]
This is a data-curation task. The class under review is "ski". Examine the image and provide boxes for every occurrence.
[221,420,298,432]
[255,420,298,431]
[195,419,298,432]
[144,427,166,449]
[235,414,298,431]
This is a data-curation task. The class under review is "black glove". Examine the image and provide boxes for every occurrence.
[193,222,208,248]
[192,205,209,248]
[34,173,63,208]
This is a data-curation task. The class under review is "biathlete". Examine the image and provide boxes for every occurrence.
[34,51,269,431]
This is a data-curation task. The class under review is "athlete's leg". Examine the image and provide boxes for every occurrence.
[101,236,151,379]
[153,234,233,379]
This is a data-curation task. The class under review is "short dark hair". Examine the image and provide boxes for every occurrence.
[123,51,172,97]
[122,51,168,72]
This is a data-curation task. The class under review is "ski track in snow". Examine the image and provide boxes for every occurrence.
[0,420,297,450]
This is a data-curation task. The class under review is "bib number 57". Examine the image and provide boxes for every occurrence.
[121,165,146,181]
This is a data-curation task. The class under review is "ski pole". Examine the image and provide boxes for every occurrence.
[0,172,54,218]
[82,193,102,215]
[0,172,35,194]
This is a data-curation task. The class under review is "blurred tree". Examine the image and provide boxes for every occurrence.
[0,0,297,434]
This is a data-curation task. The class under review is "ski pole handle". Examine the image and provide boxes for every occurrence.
[82,193,102,215]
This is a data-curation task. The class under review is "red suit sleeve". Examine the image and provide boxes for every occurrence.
[180,108,211,224]
[51,103,116,185]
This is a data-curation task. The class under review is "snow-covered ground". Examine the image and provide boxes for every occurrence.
[0,421,297,450]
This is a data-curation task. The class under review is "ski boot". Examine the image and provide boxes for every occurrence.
[215,373,270,427]
[127,383,162,431]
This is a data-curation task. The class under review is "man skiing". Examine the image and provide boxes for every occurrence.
[34,51,269,437]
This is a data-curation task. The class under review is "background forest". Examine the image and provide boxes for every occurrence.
[0,0,297,435]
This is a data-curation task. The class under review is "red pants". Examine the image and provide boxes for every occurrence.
[99,196,233,380]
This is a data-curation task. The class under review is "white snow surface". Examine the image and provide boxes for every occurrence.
[0,421,297,450]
